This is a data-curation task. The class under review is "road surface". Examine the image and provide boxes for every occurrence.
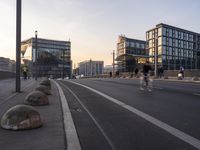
[57,78,200,150]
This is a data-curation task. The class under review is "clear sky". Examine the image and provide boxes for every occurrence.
[0,0,200,66]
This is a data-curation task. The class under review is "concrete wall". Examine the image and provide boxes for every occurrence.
[0,71,15,80]
[164,70,200,77]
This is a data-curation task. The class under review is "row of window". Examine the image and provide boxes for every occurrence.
[158,37,194,49]
[125,42,146,49]
[147,27,195,42]
[149,46,195,58]
[149,57,196,64]
[148,38,194,50]
[158,27,194,41]
[35,43,70,50]
[126,50,146,55]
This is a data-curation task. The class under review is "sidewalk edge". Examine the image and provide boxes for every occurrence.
[53,80,81,150]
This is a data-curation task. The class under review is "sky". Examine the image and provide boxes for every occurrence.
[0,0,200,66]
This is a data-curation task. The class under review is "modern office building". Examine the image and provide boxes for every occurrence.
[0,57,15,72]
[116,35,148,72]
[146,23,200,70]
[21,38,71,78]
[78,60,104,76]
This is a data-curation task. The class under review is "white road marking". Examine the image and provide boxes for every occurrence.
[61,82,116,150]
[193,93,200,96]
[54,81,81,150]
[69,80,200,150]
[153,87,163,90]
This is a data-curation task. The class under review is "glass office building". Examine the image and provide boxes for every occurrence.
[78,60,104,77]
[21,38,71,78]
[146,23,200,70]
[116,35,148,72]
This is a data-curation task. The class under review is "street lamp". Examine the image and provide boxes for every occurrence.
[62,49,65,79]
[16,0,21,92]
[112,50,115,75]
[35,30,38,80]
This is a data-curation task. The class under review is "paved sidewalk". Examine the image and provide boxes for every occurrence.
[154,76,200,83]
[0,78,66,150]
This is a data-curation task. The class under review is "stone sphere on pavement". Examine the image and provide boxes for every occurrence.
[1,105,42,130]
[24,91,49,106]
[35,85,51,95]
[40,79,51,89]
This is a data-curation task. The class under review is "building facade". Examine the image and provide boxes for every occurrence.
[21,38,71,78]
[146,23,200,70]
[0,57,15,72]
[78,60,104,77]
[116,35,148,72]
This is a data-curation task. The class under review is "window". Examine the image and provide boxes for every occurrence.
[149,40,152,47]
[169,47,172,55]
[175,48,178,56]
[169,38,172,46]
[158,28,162,36]
[181,32,184,39]
[169,29,172,37]
[162,37,166,45]
[181,41,183,48]
[162,46,166,54]
[158,46,162,55]
[175,30,178,38]
[158,37,162,45]
[175,39,178,47]
[162,28,166,36]
[149,31,152,39]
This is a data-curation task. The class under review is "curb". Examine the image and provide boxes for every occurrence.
[53,80,81,150]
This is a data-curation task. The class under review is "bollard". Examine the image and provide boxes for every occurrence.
[1,105,42,130]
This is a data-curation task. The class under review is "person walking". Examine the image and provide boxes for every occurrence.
[134,68,139,77]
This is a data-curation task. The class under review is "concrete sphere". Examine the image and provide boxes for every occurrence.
[35,85,51,95]
[1,105,42,130]
[40,79,51,89]
[24,91,49,106]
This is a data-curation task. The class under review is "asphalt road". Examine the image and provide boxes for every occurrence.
[57,78,200,150]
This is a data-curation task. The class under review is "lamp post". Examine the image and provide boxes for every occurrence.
[62,49,64,79]
[16,0,21,92]
[35,30,38,80]
[112,50,115,75]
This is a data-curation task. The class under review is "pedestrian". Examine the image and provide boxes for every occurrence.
[109,71,112,78]
[135,68,139,77]
[159,66,164,78]
[23,71,27,80]
[179,66,184,78]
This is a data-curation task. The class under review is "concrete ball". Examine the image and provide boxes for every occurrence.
[1,105,42,130]
[24,91,49,106]
[35,85,51,95]
[40,79,51,88]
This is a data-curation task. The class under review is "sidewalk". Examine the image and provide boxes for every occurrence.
[154,76,200,83]
[0,78,66,150]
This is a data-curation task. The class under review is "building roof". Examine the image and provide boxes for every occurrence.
[147,23,200,35]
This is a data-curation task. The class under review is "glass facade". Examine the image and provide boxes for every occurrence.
[117,36,148,72]
[146,23,200,70]
[21,38,71,78]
